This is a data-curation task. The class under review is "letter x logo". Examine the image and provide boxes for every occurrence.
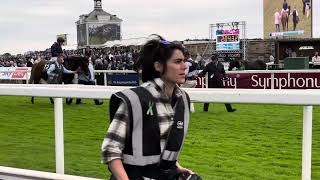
[146,101,154,116]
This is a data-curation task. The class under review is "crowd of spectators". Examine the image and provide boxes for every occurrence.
[85,47,139,70]
[0,47,140,70]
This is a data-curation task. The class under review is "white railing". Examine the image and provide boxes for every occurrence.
[4,69,320,87]
[0,84,319,180]
[226,69,320,74]
[0,69,137,86]
[0,166,102,180]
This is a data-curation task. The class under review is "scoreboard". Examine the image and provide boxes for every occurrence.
[216,29,240,51]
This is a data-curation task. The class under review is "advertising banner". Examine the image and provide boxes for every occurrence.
[217,53,242,62]
[216,29,240,51]
[196,71,320,89]
[0,67,31,80]
[107,74,139,86]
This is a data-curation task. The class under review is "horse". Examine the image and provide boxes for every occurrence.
[228,60,267,71]
[29,56,89,104]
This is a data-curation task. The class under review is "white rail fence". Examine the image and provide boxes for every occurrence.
[0,84,319,180]
[0,166,102,180]
[0,69,137,86]
[3,69,320,87]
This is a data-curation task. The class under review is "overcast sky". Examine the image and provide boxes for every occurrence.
[0,0,318,55]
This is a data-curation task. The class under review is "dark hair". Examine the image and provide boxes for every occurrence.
[211,54,218,61]
[136,35,185,82]
[184,51,190,57]
[57,37,65,43]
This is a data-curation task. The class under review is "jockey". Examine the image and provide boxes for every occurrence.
[46,54,75,84]
[50,37,65,62]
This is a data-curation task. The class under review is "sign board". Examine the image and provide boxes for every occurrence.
[0,67,31,80]
[216,29,240,51]
[196,71,320,89]
[107,74,139,86]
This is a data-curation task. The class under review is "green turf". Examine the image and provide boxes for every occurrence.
[0,96,320,179]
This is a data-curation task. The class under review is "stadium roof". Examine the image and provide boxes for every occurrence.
[76,0,122,23]
[103,37,151,47]
[85,9,122,22]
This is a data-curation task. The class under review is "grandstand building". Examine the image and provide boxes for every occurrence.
[76,0,122,48]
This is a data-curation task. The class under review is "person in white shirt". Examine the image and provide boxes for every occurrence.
[181,52,197,88]
[88,58,95,82]
[266,55,275,70]
[181,52,197,112]
[274,11,281,32]
[269,55,275,62]
[306,1,311,18]
[312,52,320,66]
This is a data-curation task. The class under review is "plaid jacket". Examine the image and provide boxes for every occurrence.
[101,78,190,164]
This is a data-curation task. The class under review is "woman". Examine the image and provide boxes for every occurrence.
[101,36,199,180]
[305,1,310,18]
[75,58,103,105]
[274,11,281,32]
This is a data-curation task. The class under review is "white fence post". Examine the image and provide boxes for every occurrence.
[25,72,29,84]
[54,98,64,174]
[205,73,208,88]
[302,105,313,180]
[103,72,107,86]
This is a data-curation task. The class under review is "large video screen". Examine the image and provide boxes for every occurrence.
[88,23,121,45]
[77,24,87,47]
[264,0,312,38]
[216,29,240,51]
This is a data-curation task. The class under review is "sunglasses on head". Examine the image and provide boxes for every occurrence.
[159,40,171,47]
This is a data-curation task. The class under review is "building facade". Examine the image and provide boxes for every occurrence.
[76,0,122,48]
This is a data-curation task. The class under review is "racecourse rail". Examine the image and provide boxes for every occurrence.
[3,69,320,87]
[0,84,319,180]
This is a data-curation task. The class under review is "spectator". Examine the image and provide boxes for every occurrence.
[75,59,103,105]
[312,52,320,66]
[181,51,198,113]
[198,55,236,112]
[274,11,281,32]
[292,6,299,31]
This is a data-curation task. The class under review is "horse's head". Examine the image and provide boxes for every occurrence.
[63,56,89,84]
[64,56,89,71]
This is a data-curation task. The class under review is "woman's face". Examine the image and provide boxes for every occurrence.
[160,49,187,85]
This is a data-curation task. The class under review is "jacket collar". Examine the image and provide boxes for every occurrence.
[151,78,183,98]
